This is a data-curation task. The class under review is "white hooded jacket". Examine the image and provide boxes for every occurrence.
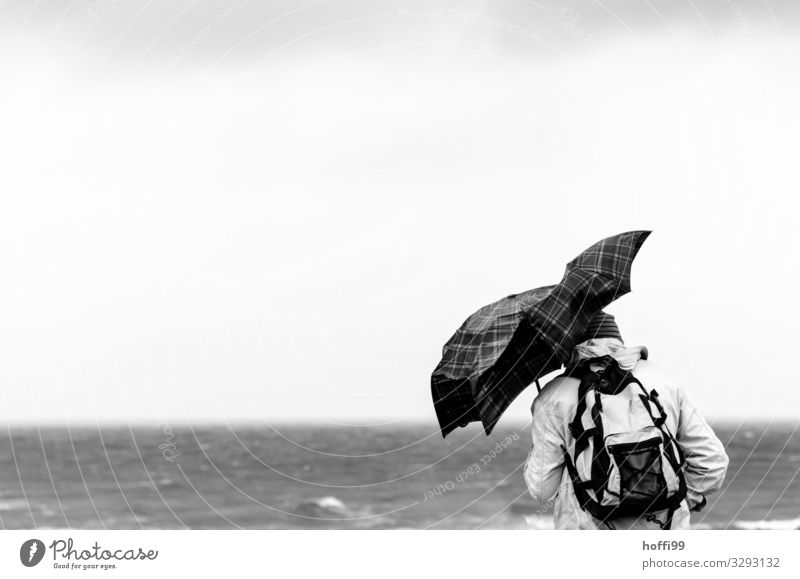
[523,355,729,530]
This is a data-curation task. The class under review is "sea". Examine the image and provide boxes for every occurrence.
[0,422,798,529]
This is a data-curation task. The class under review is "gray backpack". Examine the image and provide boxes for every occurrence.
[562,356,687,529]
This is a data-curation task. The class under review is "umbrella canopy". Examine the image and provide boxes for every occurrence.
[431,230,651,437]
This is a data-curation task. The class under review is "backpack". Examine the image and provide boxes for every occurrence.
[561,355,687,529]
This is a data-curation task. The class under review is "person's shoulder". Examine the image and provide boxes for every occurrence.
[633,358,669,378]
[633,359,684,398]
[537,373,580,404]
[531,373,579,418]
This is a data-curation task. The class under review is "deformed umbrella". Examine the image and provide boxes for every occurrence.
[431,230,651,437]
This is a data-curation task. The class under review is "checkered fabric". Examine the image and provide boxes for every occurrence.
[432,230,651,437]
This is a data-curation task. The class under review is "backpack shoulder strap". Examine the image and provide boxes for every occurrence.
[634,379,689,502]
[566,360,594,444]
[565,359,613,502]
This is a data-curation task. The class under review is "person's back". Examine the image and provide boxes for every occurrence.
[523,314,729,529]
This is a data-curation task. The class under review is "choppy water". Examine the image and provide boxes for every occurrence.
[0,422,798,529]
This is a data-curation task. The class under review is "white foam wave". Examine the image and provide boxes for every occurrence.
[733,517,800,530]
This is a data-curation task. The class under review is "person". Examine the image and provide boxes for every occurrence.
[523,311,729,529]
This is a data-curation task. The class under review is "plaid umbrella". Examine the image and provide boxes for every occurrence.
[431,230,651,437]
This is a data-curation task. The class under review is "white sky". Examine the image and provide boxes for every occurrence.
[1,1,799,424]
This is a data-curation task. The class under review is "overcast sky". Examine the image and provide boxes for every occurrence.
[1,1,799,425]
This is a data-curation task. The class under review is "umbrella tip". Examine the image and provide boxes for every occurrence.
[629,230,652,250]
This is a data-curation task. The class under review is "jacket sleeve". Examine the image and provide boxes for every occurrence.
[675,386,729,510]
[523,393,567,506]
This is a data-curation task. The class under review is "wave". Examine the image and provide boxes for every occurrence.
[523,515,555,529]
[0,500,29,511]
[733,517,800,530]
[293,496,351,519]
[289,496,402,529]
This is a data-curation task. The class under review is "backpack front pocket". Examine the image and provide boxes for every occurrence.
[609,437,667,501]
